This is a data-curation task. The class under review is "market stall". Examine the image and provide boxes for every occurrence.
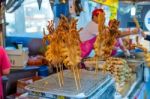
[19,14,148,99]
[84,55,145,98]
[0,0,150,99]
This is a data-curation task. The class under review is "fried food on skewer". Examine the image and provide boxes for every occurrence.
[94,19,120,60]
[61,18,81,90]
[44,15,82,90]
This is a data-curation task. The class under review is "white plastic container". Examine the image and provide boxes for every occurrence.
[5,47,29,69]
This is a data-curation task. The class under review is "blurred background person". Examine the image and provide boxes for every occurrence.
[0,46,11,99]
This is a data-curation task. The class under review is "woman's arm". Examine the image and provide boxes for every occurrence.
[118,38,130,56]
[1,47,11,75]
[118,38,126,51]
[118,28,139,38]
[3,68,10,75]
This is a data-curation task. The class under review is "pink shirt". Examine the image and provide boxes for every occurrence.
[79,21,98,42]
[0,46,11,98]
[111,38,124,56]
[80,37,96,58]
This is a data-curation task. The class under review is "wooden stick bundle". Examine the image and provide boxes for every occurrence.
[44,16,82,90]
[61,64,64,85]
[72,67,79,90]
[95,57,99,76]
[76,66,81,88]
[59,64,64,86]
[133,16,140,28]
[56,65,62,87]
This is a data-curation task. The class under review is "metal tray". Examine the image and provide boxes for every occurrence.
[26,70,112,98]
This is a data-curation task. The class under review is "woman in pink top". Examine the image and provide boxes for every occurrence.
[80,9,138,58]
[0,46,11,99]
[111,38,130,56]
[80,8,104,58]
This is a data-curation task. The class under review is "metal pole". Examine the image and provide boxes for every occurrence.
[1,2,6,47]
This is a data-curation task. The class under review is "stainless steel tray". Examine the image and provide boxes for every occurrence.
[26,70,112,98]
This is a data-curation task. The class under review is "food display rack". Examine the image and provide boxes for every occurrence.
[124,60,145,99]
[126,59,144,80]
[25,70,115,99]
[116,59,145,99]
[83,58,145,99]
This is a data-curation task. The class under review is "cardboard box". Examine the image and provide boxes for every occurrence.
[17,76,41,94]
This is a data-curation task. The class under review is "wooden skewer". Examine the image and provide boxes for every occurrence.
[133,16,143,46]
[58,64,61,86]
[56,65,62,87]
[76,66,81,88]
[59,72,63,87]
[59,64,62,86]
[76,67,80,89]
[95,57,98,76]
[60,64,64,86]
[78,67,81,81]
[78,64,82,82]
[73,67,79,90]
[133,16,140,28]
[136,36,139,45]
